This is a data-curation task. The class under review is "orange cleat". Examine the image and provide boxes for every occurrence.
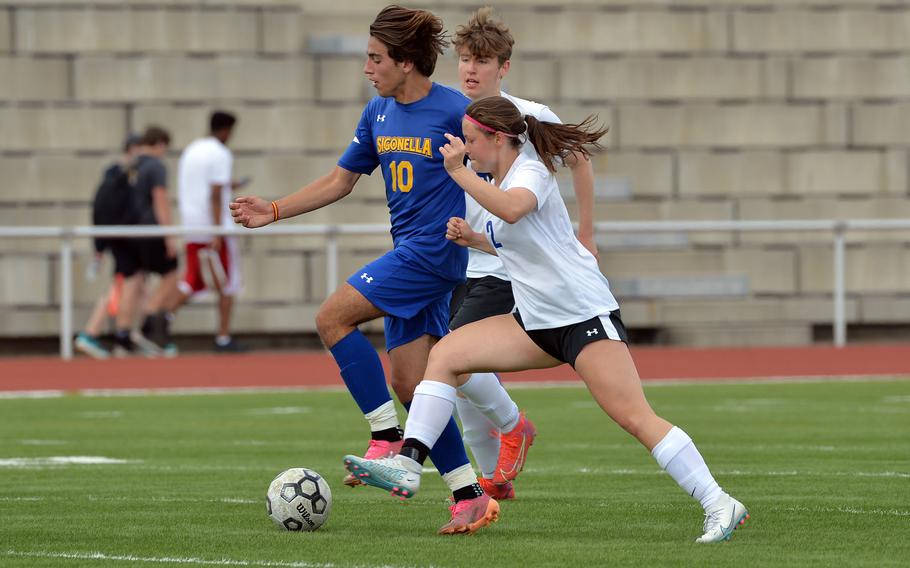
[494,412,536,484]
[479,477,515,500]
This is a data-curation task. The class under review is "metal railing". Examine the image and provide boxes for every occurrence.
[2,218,910,359]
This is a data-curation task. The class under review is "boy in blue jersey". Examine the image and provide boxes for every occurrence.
[231,5,499,534]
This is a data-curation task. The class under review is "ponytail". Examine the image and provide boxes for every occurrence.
[524,114,607,173]
[464,96,608,173]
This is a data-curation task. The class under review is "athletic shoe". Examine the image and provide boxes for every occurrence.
[343,439,403,487]
[130,330,162,358]
[75,332,110,360]
[141,312,173,351]
[342,454,421,499]
[494,412,537,484]
[695,493,750,543]
[214,338,248,353]
[111,332,138,358]
[479,477,515,500]
[437,494,500,535]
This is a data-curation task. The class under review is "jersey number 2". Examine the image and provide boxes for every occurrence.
[486,220,503,249]
[389,160,413,193]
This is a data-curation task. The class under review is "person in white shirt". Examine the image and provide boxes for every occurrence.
[345,96,750,544]
[168,111,248,353]
[445,7,600,501]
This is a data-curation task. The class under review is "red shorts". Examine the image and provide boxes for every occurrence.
[179,238,240,297]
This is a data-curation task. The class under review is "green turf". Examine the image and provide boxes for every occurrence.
[1,379,908,567]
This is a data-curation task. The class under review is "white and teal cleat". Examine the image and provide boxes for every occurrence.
[342,454,422,500]
[695,493,750,543]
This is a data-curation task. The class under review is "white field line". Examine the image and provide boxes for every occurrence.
[0,456,138,467]
[771,505,910,517]
[0,390,64,399]
[1,550,430,568]
[246,407,312,416]
[0,496,260,504]
[0,374,908,400]
[527,466,910,480]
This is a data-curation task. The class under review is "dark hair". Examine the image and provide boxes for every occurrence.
[210,110,236,133]
[453,6,513,65]
[465,97,608,174]
[141,125,171,147]
[370,5,448,77]
[122,133,143,152]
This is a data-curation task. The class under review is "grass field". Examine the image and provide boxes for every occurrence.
[1,379,908,567]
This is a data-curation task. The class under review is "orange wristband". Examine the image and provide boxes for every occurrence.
[271,201,279,222]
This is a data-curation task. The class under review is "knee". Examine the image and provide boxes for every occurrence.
[314,305,340,345]
[389,374,419,404]
[426,347,461,378]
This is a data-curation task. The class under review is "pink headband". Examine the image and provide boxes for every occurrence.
[464,114,518,138]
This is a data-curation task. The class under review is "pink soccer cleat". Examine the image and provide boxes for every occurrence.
[437,494,500,535]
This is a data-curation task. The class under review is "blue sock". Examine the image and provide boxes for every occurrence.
[330,330,392,414]
[403,401,470,476]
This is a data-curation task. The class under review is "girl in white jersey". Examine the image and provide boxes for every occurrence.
[445,7,600,502]
[345,96,750,543]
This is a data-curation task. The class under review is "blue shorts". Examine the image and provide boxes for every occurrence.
[347,248,462,352]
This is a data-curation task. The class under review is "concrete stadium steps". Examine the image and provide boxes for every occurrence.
[2,0,910,345]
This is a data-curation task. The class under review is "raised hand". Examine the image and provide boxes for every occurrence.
[439,133,467,174]
[230,196,273,228]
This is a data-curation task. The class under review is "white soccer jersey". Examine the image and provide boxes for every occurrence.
[465,92,562,280]
[178,137,233,243]
[485,152,618,330]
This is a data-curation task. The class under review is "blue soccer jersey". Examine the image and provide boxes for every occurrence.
[338,83,469,281]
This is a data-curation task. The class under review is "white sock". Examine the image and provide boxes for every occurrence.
[651,426,724,510]
[403,380,456,448]
[455,394,500,479]
[441,463,478,494]
[215,335,231,346]
[364,400,399,432]
[457,372,520,432]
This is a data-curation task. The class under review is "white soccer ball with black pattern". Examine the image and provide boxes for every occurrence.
[266,468,332,531]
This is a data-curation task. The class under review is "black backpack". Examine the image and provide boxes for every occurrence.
[92,162,138,226]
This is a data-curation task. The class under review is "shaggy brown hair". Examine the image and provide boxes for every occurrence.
[452,6,513,65]
[370,5,448,77]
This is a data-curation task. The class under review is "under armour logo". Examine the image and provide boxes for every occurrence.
[376,115,386,122]
[586,328,598,337]
[360,273,373,283]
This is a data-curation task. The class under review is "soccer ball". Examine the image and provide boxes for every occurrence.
[266,468,332,532]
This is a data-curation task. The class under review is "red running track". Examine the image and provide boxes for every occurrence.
[1,344,909,393]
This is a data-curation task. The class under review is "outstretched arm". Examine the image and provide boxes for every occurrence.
[564,151,597,256]
[446,217,497,256]
[440,134,537,224]
[231,166,361,228]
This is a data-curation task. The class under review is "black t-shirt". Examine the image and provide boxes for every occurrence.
[132,155,168,226]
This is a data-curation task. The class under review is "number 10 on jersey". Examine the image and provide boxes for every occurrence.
[389,160,413,193]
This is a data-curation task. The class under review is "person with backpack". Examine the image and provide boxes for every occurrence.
[127,126,180,355]
[76,134,151,358]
